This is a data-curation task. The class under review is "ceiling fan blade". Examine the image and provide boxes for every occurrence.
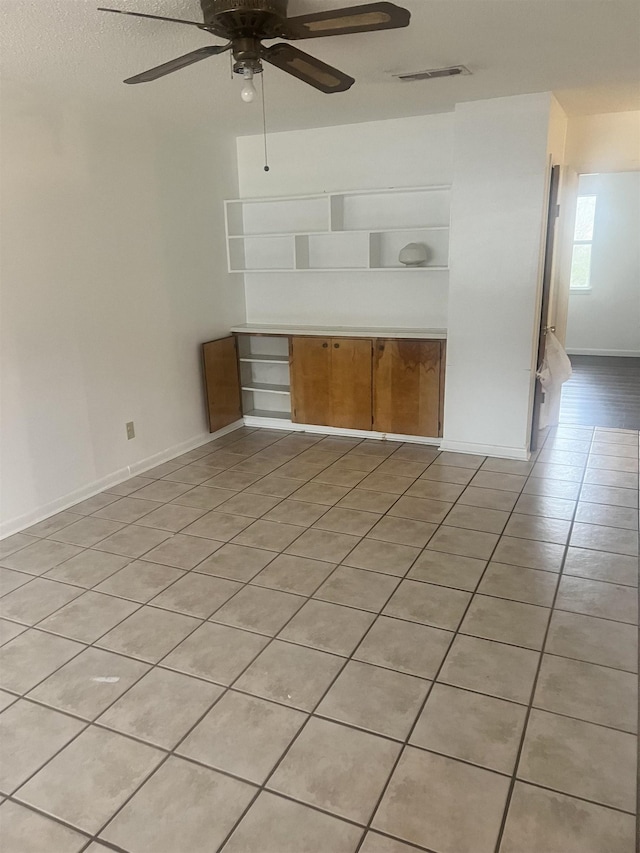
[282,2,410,40]
[262,43,354,93]
[98,7,209,29]
[124,44,230,84]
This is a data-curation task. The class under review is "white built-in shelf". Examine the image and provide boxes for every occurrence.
[228,225,449,239]
[245,409,290,420]
[238,334,292,419]
[225,185,451,274]
[242,267,449,274]
[241,383,290,395]
[232,324,447,340]
[239,355,289,364]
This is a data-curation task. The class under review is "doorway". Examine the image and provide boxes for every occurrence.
[560,171,640,429]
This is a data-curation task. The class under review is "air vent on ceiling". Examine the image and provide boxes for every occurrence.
[394,65,471,81]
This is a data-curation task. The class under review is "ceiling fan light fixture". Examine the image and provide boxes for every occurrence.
[241,67,257,101]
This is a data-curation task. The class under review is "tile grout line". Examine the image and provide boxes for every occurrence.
[579,412,637,843]
[490,424,631,852]
[1,425,637,851]
[9,606,637,736]
[56,441,408,853]
[3,533,638,633]
[350,453,547,852]
[80,524,373,850]
[206,507,421,852]
[0,431,371,703]
[0,436,294,849]
[2,437,434,736]
[2,443,635,672]
[199,448,453,852]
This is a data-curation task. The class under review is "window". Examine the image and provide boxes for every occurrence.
[569,194,596,291]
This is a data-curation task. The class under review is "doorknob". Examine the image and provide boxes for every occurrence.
[322,342,328,348]
[334,343,340,348]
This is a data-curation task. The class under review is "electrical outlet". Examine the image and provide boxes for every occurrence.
[126,421,135,440]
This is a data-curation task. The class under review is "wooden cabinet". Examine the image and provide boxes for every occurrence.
[331,338,373,430]
[290,336,373,431]
[289,337,331,427]
[222,329,446,438]
[202,336,242,432]
[373,339,444,437]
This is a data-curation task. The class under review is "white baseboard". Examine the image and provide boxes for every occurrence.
[439,439,530,461]
[0,420,244,540]
[566,348,640,358]
[128,420,243,476]
[243,416,442,446]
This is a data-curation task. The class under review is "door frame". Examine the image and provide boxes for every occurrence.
[530,164,561,451]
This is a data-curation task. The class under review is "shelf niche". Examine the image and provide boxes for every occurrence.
[227,196,328,237]
[229,235,293,272]
[295,233,369,270]
[331,187,450,232]
[237,334,291,418]
[370,229,449,270]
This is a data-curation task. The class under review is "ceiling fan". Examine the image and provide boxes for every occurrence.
[99,1,411,97]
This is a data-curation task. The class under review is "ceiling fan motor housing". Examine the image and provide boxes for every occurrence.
[201,0,288,35]
[201,0,288,73]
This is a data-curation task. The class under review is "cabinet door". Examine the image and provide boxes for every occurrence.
[202,336,242,432]
[291,336,373,429]
[330,338,373,430]
[373,339,442,437]
[290,336,332,426]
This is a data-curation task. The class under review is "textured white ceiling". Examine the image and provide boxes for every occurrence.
[1,0,639,133]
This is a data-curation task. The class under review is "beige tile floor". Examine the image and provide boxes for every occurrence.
[0,424,638,853]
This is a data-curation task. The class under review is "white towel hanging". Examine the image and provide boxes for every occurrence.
[537,331,572,390]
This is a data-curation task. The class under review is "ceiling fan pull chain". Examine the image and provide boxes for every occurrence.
[261,70,270,172]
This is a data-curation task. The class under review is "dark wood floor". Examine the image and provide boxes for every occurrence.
[560,355,640,429]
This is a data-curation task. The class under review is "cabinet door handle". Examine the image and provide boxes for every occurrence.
[322,342,328,348]
[334,343,340,348]
[379,345,385,351]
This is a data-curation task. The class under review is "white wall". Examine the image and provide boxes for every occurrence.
[237,98,561,457]
[236,114,453,329]
[554,111,640,348]
[565,111,640,174]
[237,113,454,197]
[0,84,243,536]
[566,172,640,356]
[442,93,558,458]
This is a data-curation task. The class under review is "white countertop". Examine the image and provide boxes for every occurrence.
[231,324,447,340]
